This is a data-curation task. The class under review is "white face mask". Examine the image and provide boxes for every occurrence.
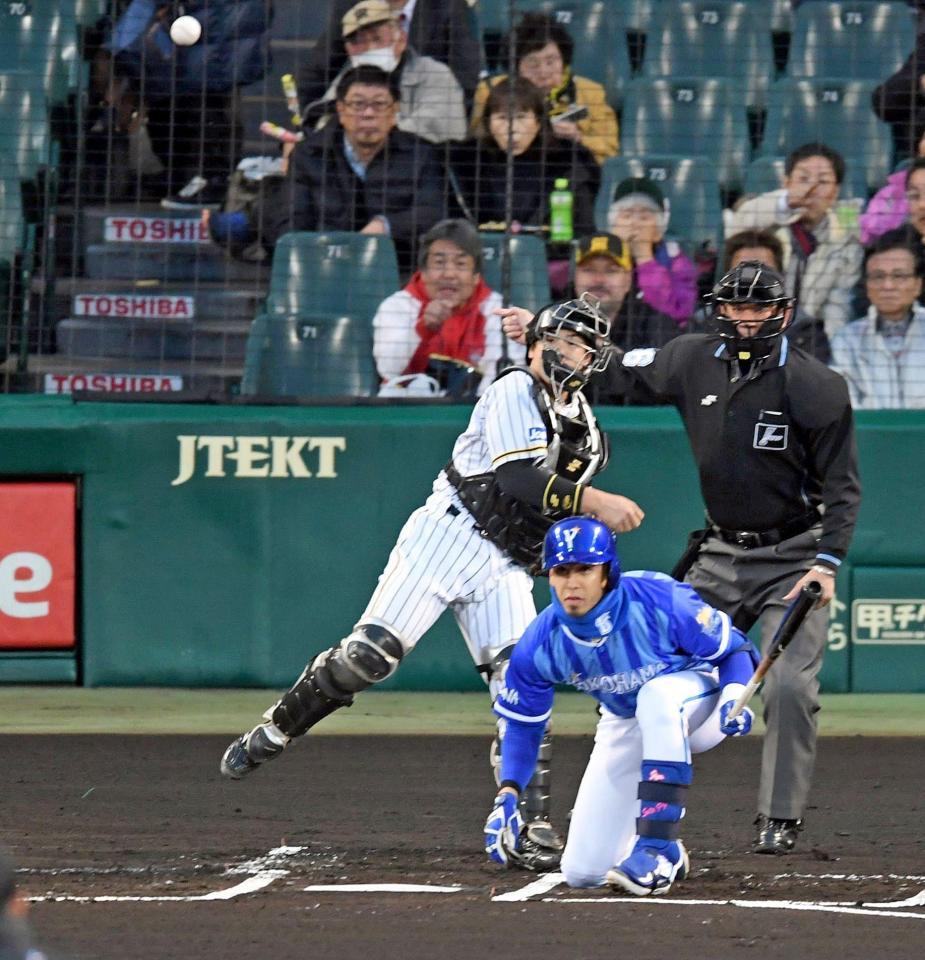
[350,46,400,73]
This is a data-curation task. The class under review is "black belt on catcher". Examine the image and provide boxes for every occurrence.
[709,508,821,550]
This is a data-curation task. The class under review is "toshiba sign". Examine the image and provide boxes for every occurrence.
[0,483,77,649]
[103,216,209,244]
[73,294,195,319]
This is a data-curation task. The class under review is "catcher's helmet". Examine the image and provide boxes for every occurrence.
[542,516,621,588]
[708,260,793,360]
[526,293,611,397]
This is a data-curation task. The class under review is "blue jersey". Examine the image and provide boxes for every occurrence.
[494,571,753,725]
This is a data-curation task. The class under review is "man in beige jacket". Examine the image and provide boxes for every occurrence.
[726,142,863,361]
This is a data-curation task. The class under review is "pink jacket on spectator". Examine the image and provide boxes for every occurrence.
[860,170,908,245]
[635,240,699,326]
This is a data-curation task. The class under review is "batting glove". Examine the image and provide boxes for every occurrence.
[719,699,754,737]
[484,791,523,866]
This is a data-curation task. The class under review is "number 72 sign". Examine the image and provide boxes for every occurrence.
[0,482,76,649]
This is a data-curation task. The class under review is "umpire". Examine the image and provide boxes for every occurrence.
[502,260,860,853]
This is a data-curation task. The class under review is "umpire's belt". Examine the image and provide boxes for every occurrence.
[709,509,821,550]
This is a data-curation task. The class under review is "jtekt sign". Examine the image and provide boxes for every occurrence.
[0,482,77,649]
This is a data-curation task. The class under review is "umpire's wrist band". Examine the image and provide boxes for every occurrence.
[811,564,836,577]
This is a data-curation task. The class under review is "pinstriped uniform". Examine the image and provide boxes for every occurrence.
[359,370,550,666]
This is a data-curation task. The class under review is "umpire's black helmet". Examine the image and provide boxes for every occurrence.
[707,260,793,359]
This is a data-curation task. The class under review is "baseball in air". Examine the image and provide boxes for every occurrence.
[169,15,202,46]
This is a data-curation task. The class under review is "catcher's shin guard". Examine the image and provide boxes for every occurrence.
[271,624,404,738]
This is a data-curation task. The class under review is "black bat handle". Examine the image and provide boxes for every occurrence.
[767,580,824,663]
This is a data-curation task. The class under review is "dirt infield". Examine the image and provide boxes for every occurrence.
[3,734,923,960]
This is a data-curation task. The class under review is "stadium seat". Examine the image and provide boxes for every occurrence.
[0,73,51,186]
[642,2,776,108]
[594,154,723,252]
[477,233,551,313]
[0,7,72,103]
[619,77,751,193]
[759,78,894,192]
[264,232,401,322]
[240,311,378,398]
[787,1,916,82]
[743,155,869,202]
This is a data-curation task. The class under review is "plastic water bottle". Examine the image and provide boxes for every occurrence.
[550,178,574,242]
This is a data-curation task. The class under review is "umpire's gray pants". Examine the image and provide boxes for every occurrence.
[685,526,828,820]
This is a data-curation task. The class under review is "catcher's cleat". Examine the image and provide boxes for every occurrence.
[753,815,803,854]
[606,838,689,897]
[220,723,289,780]
[508,819,565,872]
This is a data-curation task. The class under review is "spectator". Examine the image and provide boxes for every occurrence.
[689,229,786,332]
[861,156,925,245]
[830,231,925,409]
[606,177,698,327]
[872,2,925,159]
[469,13,619,164]
[571,234,678,353]
[449,78,599,243]
[727,142,863,361]
[252,66,445,276]
[373,219,525,397]
[307,0,467,145]
[0,848,47,960]
[109,0,271,208]
[298,0,481,107]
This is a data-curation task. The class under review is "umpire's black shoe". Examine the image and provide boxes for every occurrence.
[220,723,289,780]
[509,819,565,872]
[753,815,804,854]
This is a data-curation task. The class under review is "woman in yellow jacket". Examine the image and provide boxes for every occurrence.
[469,12,618,165]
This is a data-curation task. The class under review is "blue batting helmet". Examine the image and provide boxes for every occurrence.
[542,517,621,587]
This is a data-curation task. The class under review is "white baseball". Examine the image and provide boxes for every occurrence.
[169,15,202,46]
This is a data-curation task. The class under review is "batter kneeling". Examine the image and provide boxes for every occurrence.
[485,516,758,896]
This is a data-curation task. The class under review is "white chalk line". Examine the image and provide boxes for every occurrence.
[492,873,566,902]
[304,884,462,894]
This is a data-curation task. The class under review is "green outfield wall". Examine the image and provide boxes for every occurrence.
[1,396,923,692]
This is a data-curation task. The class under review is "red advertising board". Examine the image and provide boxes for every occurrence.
[0,482,77,649]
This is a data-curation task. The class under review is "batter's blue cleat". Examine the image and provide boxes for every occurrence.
[220,723,289,780]
[605,838,689,897]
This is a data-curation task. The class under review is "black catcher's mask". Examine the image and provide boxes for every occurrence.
[707,260,794,361]
[525,293,612,398]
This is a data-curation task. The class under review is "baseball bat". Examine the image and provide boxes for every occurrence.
[725,580,823,722]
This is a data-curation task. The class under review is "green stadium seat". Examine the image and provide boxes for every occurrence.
[265,232,401,321]
[0,7,72,103]
[787,1,916,82]
[0,177,22,267]
[619,77,751,193]
[743,155,869,203]
[477,233,551,313]
[642,2,776,108]
[594,154,723,252]
[0,72,51,185]
[240,311,378,398]
[759,78,894,192]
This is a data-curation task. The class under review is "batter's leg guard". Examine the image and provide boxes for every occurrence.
[220,624,403,780]
[488,647,564,872]
[606,760,692,897]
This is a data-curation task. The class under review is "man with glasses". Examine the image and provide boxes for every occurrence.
[305,0,467,145]
[259,64,446,275]
[831,231,925,408]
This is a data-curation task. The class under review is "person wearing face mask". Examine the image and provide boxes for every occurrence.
[305,0,467,145]
[448,77,599,247]
[727,142,864,361]
[297,0,480,108]
[606,177,698,327]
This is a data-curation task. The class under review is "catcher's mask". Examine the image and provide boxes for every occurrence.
[706,260,793,361]
[525,293,612,398]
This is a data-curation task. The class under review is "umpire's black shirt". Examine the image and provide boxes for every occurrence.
[604,333,861,566]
